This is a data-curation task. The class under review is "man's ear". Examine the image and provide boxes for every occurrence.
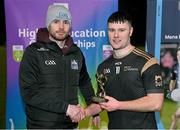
[130,27,133,37]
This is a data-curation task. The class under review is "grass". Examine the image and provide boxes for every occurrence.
[161,98,180,129]
[0,45,6,129]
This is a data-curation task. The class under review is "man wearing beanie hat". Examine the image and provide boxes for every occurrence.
[46,4,71,30]
[19,4,101,129]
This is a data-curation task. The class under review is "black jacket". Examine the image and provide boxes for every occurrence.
[19,36,94,128]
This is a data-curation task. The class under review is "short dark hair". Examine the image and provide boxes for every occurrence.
[107,11,132,26]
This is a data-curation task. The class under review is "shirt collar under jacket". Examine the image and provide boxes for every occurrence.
[46,35,74,55]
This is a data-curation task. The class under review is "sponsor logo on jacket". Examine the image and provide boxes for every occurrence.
[104,68,110,74]
[37,47,49,51]
[124,66,138,71]
[45,60,56,65]
[155,75,163,87]
[71,59,78,70]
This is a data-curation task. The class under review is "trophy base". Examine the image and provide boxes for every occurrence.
[92,96,108,103]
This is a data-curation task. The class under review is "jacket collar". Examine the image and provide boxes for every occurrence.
[36,28,78,54]
[45,36,78,55]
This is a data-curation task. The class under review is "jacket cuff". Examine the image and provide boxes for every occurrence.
[63,102,69,113]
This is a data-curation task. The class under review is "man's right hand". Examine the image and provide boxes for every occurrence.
[66,104,85,122]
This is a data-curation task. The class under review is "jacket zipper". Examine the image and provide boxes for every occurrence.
[62,54,67,101]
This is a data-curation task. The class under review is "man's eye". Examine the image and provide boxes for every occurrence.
[53,20,59,23]
[108,29,114,32]
[119,29,125,32]
[64,20,70,24]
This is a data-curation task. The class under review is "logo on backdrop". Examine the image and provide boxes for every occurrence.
[12,45,24,62]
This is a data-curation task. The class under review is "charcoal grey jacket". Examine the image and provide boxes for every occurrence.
[19,36,94,128]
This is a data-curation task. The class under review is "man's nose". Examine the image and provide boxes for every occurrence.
[114,30,119,37]
[58,21,64,29]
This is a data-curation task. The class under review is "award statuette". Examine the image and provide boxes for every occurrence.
[92,73,108,103]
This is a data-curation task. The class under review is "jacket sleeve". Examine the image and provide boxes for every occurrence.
[19,45,68,114]
[79,53,95,105]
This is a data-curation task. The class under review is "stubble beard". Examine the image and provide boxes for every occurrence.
[50,32,68,41]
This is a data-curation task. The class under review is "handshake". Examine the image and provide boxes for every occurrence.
[66,104,87,122]
[66,104,100,126]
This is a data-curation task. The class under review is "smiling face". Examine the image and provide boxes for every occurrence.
[108,21,133,50]
[48,19,71,41]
